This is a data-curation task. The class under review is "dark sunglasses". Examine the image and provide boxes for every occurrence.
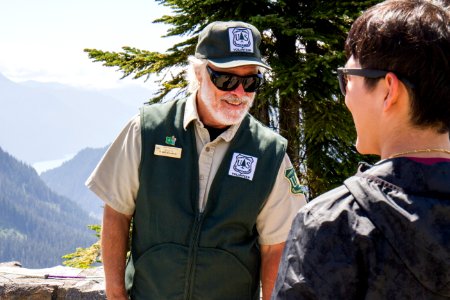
[337,68,389,96]
[206,65,264,93]
[337,67,414,96]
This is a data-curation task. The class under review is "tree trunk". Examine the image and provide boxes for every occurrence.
[279,95,301,172]
[250,95,270,126]
[273,33,301,177]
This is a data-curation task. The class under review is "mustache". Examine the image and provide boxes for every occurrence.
[220,94,252,105]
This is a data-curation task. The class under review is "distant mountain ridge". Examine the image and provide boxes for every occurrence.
[41,146,108,219]
[0,71,152,165]
[0,147,97,268]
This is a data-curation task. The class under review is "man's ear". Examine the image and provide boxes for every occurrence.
[382,72,400,112]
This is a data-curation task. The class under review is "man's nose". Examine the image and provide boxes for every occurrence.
[231,83,246,97]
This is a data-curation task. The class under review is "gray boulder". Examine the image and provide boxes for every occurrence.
[0,262,106,299]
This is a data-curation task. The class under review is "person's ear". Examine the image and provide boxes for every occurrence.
[382,72,400,111]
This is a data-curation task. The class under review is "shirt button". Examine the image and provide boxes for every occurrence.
[199,175,205,180]
[205,147,210,152]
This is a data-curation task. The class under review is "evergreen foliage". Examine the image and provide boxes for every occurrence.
[85,0,381,198]
[0,147,96,268]
[63,223,134,268]
[62,225,101,268]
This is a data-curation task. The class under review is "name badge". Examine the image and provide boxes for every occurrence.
[154,144,182,159]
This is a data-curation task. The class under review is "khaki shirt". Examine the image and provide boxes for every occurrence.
[86,96,306,245]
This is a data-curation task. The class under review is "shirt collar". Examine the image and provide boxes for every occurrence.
[183,93,199,130]
[183,94,242,142]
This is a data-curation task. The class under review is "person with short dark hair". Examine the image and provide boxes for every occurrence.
[272,1,450,299]
[86,21,306,300]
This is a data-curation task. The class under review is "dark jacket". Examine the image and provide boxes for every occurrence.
[272,158,450,300]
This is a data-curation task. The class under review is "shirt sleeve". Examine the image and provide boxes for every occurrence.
[256,154,307,245]
[85,114,141,216]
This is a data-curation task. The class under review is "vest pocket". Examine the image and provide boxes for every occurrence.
[192,247,254,300]
[131,243,189,300]
[130,243,255,300]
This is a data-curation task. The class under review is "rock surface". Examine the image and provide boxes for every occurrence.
[0,262,105,299]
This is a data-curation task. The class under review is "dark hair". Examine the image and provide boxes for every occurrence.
[345,0,450,133]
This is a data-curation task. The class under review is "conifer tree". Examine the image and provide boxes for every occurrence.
[85,0,381,197]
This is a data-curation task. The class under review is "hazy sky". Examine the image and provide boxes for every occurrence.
[0,0,178,89]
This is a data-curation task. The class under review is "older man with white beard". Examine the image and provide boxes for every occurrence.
[86,21,306,300]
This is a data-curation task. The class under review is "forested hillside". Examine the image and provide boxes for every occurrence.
[41,146,108,220]
[0,147,96,268]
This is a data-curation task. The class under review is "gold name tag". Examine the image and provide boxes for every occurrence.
[154,144,182,159]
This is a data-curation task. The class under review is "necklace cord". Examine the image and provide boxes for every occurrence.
[388,148,450,159]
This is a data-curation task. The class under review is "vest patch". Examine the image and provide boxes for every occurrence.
[284,167,305,195]
[165,135,176,146]
[228,27,254,53]
[228,153,258,181]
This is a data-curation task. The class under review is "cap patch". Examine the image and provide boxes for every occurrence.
[228,27,254,53]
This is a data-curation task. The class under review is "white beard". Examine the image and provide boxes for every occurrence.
[199,83,255,126]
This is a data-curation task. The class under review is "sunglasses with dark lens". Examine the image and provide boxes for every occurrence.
[337,68,389,96]
[337,67,415,96]
[206,65,264,93]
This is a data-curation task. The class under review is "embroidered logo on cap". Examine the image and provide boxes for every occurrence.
[228,153,258,181]
[228,27,254,53]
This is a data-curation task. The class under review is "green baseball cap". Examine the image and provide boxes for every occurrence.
[195,21,271,70]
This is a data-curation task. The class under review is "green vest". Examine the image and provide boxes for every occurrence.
[126,99,287,300]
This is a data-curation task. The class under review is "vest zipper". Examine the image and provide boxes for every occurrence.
[184,212,204,300]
